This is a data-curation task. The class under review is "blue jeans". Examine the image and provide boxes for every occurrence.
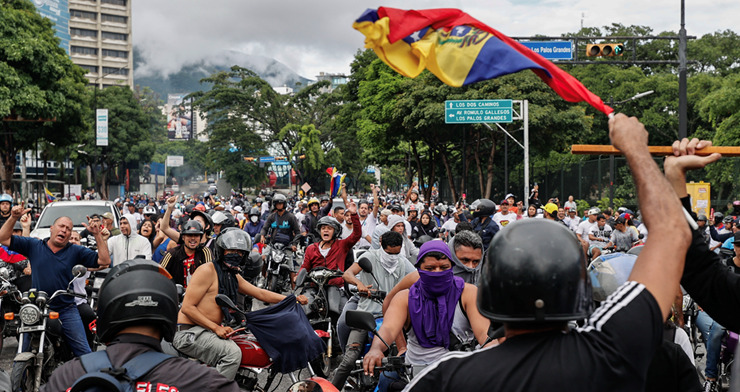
[697,310,723,379]
[336,295,359,352]
[22,304,91,357]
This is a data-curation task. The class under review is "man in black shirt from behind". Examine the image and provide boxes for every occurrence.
[407,114,692,391]
[43,259,238,392]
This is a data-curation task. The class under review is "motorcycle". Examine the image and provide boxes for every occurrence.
[240,250,263,312]
[344,310,412,392]
[212,294,338,392]
[262,242,293,294]
[295,267,346,378]
[10,264,89,392]
[84,267,110,310]
[0,265,24,350]
[717,329,737,390]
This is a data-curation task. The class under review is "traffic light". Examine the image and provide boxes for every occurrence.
[586,43,625,57]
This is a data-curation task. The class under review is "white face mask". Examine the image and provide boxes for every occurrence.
[380,249,401,274]
[250,216,259,223]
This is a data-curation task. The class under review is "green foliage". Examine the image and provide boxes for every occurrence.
[0,0,92,190]
[575,199,592,216]
[595,196,624,212]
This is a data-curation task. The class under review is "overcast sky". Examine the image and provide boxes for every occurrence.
[132,1,738,80]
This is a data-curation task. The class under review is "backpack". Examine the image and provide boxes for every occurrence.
[70,350,172,392]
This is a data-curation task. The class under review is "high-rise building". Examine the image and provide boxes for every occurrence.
[32,0,71,53]
[67,0,133,88]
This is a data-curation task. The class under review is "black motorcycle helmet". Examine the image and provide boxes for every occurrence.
[272,194,287,210]
[96,259,178,343]
[181,219,204,236]
[215,228,252,265]
[317,216,342,240]
[478,219,593,323]
[472,199,496,218]
[248,207,261,218]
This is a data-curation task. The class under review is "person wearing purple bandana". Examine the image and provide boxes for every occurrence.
[404,114,693,392]
[362,240,492,377]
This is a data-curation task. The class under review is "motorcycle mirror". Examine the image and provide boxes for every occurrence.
[72,264,87,278]
[345,310,377,332]
[0,267,9,281]
[215,294,239,311]
[357,257,373,274]
[287,380,325,392]
[346,310,390,350]
[295,268,307,288]
[358,257,381,288]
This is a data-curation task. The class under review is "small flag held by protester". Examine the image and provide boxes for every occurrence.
[326,167,346,199]
[44,187,56,203]
[353,7,613,116]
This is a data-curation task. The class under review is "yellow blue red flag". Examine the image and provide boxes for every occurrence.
[353,7,613,116]
[44,187,56,203]
[326,167,346,199]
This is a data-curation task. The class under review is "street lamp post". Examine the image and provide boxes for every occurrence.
[609,90,655,209]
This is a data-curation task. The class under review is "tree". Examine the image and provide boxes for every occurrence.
[0,0,91,193]
[82,86,157,198]
[189,66,333,191]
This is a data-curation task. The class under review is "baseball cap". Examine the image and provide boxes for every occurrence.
[233,206,243,212]
[500,199,509,205]
[101,212,114,220]
[505,193,515,200]
[588,208,601,216]
[734,232,740,245]
[543,203,558,215]
[380,209,392,216]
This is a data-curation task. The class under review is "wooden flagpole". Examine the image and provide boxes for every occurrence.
[571,145,740,157]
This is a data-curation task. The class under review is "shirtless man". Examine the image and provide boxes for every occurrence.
[171,229,306,380]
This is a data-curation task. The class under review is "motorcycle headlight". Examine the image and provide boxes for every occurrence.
[93,277,105,290]
[19,305,41,325]
[274,251,285,263]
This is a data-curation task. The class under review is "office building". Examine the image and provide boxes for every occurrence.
[68,0,133,88]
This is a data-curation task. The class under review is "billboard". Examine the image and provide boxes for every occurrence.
[33,0,71,53]
[166,94,193,141]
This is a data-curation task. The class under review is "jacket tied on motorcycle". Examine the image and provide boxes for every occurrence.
[300,213,361,286]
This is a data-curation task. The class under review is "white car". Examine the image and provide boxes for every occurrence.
[30,200,121,240]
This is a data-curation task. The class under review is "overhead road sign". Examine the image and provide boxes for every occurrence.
[520,41,573,60]
[259,156,275,163]
[445,100,513,124]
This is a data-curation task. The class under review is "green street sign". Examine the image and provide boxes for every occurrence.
[445,100,513,124]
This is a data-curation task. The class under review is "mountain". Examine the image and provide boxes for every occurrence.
[133,48,314,100]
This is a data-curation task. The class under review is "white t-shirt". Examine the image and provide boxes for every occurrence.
[564,200,577,212]
[576,220,595,242]
[563,216,581,232]
[357,214,377,248]
[492,211,515,229]
[637,223,648,243]
[442,219,458,232]
[589,224,613,248]
[340,223,353,240]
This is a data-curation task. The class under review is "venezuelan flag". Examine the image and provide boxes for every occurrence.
[353,7,612,116]
[326,167,346,199]
[44,187,56,203]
